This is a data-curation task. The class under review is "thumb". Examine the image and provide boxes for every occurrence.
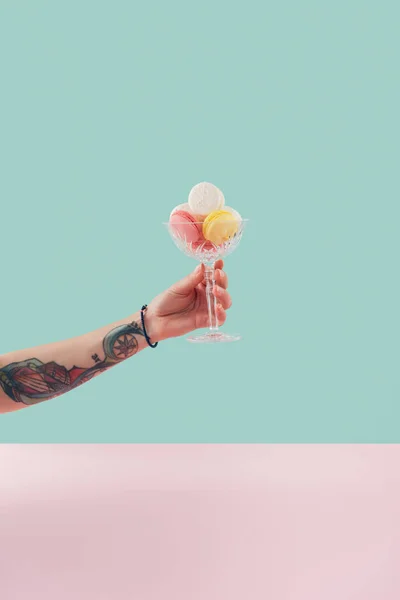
[171,263,205,295]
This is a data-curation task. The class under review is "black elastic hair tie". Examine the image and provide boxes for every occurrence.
[140,305,158,348]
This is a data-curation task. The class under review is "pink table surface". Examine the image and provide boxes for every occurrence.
[1,444,399,599]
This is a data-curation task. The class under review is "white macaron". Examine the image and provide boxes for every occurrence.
[188,182,225,216]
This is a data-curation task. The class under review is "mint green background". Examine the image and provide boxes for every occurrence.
[0,1,399,442]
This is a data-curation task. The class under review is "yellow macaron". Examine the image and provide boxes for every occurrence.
[202,210,239,245]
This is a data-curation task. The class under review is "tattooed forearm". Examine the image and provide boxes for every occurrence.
[0,321,144,406]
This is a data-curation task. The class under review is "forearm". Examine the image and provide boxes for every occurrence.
[0,311,155,413]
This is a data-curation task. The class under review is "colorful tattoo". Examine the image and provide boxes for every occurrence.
[0,321,144,406]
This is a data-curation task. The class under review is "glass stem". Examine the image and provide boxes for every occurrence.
[204,264,218,331]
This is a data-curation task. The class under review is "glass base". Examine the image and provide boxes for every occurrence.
[187,331,241,343]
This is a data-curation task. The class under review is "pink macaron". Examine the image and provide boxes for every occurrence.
[191,239,215,251]
[169,210,202,244]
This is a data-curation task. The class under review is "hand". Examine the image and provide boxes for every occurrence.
[146,260,232,342]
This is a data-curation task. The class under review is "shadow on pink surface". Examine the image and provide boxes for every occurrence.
[0,445,399,599]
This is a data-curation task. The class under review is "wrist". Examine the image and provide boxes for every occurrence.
[140,306,163,345]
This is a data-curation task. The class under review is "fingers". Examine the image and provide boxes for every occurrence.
[171,264,205,296]
[216,304,227,325]
[213,284,232,309]
[213,266,230,307]
[214,268,228,290]
[199,303,227,328]
[199,262,227,290]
